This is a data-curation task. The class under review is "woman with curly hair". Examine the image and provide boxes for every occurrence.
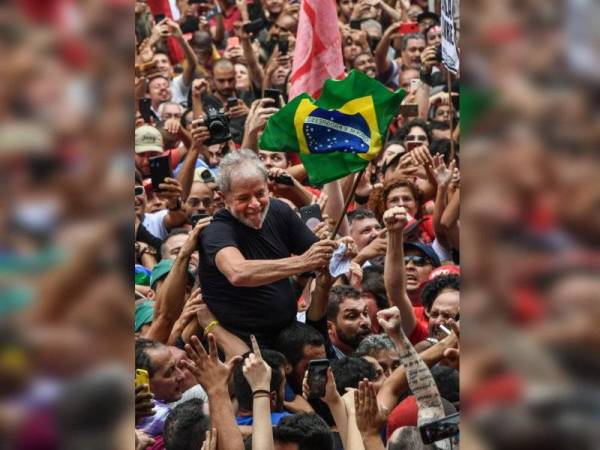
[367,176,435,243]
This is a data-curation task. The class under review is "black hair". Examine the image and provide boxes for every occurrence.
[233,349,286,411]
[273,413,334,450]
[394,118,432,145]
[361,266,389,310]
[430,138,460,166]
[274,322,325,369]
[135,338,162,378]
[326,285,361,321]
[163,399,211,450]
[347,208,378,226]
[429,365,459,403]
[330,357,376,395]
[420,274,460,312]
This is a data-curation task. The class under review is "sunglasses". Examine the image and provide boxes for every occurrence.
[405,135,428,142]
[187,197,213,208]
[404,255,432,267]
[135,186,145,196]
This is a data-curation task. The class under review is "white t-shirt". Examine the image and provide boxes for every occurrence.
[142,209,169,241]
[171,74,190,106]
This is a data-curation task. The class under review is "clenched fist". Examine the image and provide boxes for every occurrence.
[382,206,408,233]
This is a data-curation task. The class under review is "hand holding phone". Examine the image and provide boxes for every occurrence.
[135,369,151,392]
[307,359,329,399]
[149,155,173,192]
[299,204,323,231]
[263,88,281,108]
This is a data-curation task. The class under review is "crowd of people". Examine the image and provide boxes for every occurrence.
[134,0,460,449]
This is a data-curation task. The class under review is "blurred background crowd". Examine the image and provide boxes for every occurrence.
[0,0,597,449]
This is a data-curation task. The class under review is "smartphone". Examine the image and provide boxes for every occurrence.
[180,16,200,34]
[139,98,155,124]
[419,412,459,444]
[399,104,419,117]
[226,96,238,108]
[435,44,442,63]
[350,19,364,30]
[243,18,264,34]
[264,88,281,108]
[398,22,420,34]
[307,359,329,399]
[227,36,240,48]
[154,13,166,24]
[299,204,322,231]
[149,155,172,192]
[191,213,210,226]
[410,78,421,92]
[135,369,151,392]
[270,174,294,186]
[278,37,289,55]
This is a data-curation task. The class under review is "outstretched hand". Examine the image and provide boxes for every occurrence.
[181,334,242,394]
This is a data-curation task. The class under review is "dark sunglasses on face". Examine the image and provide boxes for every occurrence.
[135,186,144,196]
[404,255,431,266]
[405,134,428,142]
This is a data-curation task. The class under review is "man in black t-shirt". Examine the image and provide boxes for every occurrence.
[199,150,338,348]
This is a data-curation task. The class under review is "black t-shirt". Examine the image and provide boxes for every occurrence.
[198,198,319,347]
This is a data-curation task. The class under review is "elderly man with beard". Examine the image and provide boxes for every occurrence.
[198,150,342,348]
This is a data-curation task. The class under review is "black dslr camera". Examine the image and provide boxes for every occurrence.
[203,108,231,146]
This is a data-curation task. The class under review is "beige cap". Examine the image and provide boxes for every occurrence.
[135,125,163,154]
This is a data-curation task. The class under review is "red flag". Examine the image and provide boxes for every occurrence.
[289,0,345,100]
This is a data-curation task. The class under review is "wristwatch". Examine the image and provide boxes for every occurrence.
[168,198,182,211]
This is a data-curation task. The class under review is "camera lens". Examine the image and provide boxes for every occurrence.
[209,120,225,134]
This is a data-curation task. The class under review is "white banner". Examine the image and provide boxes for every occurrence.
[441,0,459,74]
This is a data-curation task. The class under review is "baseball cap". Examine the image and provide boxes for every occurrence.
[428,264,460,281]
[135,125,163,154]
[135,300,155,332]
[150,259,195,289]
[403,241,441,267]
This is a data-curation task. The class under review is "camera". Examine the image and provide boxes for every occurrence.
[202,109,231,145]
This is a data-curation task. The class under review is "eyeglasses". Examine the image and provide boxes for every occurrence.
[404,255,432,267]
[135,186,145,196]
[187,197,213,208]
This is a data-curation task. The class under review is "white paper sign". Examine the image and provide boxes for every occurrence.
[441,0,459,74]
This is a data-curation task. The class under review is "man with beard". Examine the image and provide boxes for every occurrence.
[200,58,253,144]
[326,285,372,358]
[198,150,339,348]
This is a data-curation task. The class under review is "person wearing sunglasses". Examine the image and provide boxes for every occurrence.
[403,241,440,306]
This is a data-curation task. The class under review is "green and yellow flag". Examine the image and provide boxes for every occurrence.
[259,70,405,185]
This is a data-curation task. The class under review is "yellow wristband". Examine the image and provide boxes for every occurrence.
[203,320,219,336]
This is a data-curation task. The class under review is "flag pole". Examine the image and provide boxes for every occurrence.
[329,168,366,239]
[447,69,455,161]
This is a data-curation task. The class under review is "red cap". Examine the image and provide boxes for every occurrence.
[386,396,418,439]
[428,264,460,281]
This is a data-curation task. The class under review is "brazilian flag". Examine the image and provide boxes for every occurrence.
[258,70,405,185]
